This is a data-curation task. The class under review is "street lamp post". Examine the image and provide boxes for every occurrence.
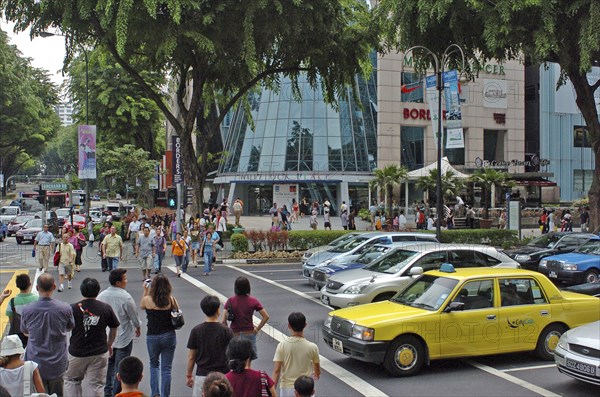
[41,32,91,220]
[404,44,466,241]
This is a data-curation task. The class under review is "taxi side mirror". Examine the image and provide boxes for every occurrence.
[444,301,465,313]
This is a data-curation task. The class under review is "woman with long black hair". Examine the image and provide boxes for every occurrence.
[225,337,276,397]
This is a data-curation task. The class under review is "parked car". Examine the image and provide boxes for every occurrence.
[505,232,596,270]
[311,243,404,290]
[0,220,7,241]
[554,320,600,385]
[320,243,519,308]
[63,214,86,229]
[15,218,44,244]
[303,232,439,282]
[89,210,105,225]
[0,206,21,223]
[302,232,362,264]
[7,215,36,236]
[323,266,600,377]
[538,236,600,284]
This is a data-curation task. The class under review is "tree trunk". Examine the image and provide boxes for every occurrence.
[568,70,600,232]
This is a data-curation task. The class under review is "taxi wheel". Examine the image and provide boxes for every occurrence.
[535,324,566,360]
[584,269,599,284]
[383,335,425,377]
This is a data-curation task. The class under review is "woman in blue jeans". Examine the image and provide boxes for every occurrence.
[200,231,214,276]
[141,274,178,397]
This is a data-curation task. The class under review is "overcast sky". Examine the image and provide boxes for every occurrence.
[1,19,67,86]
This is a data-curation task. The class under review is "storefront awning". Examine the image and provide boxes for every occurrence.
[514,178,557,187]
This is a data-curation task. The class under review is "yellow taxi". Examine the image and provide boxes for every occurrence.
[322,265,600,376]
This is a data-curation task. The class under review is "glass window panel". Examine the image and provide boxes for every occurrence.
[264,119,276,137]
[315,101,327,118]
[302,100,314,118]
[278,99,290,119]
[267,100,278,120]
[401,127,424,170]
[290,102,301,119]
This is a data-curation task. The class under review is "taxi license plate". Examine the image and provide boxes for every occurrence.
[321,295,330,305]
[549,271,557,278]
[566,358,596,376]
[332,338,344,353]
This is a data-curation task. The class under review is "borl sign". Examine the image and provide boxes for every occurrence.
[403,108,447,120]
[172,135,183,184]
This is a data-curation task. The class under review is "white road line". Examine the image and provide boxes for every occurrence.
[168,266,388,397]
[468,361,561,397]
[226,265,332,309]
[502,364,557,372]
[251,269,302,273]
[272,278,307,282]
[303,291,322,295]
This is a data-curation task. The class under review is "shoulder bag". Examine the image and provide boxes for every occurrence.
[53,244,61,267]
[260,370,273,397]
[170,296,185,329]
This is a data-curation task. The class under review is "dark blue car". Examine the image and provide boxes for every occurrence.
[539,236,600,284]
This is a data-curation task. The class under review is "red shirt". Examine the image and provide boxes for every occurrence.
[226,369,274,397]
[224,295,264,333]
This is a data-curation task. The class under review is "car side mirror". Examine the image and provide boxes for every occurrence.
[409,267,423,276]
[444,301,465,313]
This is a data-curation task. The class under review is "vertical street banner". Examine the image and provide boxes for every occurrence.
[443,70,465,149]
[425,75,439,141]
[172,135,183,184]
[78,125,97,179]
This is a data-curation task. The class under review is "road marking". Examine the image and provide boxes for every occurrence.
[225,265,331,309]
[0,269,28,334]
[468,361,561,397]
[272,278,307,282]
[167,265,388,397]
[502,364,557,372]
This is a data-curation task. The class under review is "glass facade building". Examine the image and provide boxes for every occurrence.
[216,68,378,215]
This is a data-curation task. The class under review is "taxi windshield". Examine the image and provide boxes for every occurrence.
[527,234,561,248]
[391,275,458,311]
[329,236,370,253]
[363,249,418,274]
[575,239,600,256]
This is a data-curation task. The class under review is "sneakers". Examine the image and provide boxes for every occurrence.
[68,281,72,289]
[58,285,64,292]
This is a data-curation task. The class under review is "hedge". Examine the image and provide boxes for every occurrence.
[231,233,249,252]
[288,230,361,250]
[439,229,519,248]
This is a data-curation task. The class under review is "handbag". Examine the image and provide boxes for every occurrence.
[260,370,272,397]
[227,306,235,322]
[89,232,95,242]
[170,297,185,329]
[53,244,61,267]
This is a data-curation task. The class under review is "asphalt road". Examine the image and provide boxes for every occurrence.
[0,236,598,397]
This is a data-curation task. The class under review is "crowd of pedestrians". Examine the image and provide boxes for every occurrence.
[1,271,320,397]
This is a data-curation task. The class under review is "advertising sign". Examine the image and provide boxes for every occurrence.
[78,125,97,179]
[273,184,298,211]
[425,75,440,140]
[172,135,183,184]
[483,79,508,108]
[443,70,464,149]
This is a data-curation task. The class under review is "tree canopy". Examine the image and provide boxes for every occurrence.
[376,0,600,229]
[2,0,378,210]
[0,29,60,190]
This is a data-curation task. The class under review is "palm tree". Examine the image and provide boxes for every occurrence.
[416,169,465,206]
[470,169,514,219]
[370,164,408,219]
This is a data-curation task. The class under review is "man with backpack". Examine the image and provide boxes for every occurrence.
[5,274,38,347]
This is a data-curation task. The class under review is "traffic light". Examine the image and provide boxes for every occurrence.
[38,189,46,205]
[167,188,177,209]
[183,186,194,207]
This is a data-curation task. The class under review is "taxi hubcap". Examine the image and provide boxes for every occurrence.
[396,345,416,368]
[546,332,560,352]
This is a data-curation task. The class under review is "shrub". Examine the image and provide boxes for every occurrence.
[358,208,370,221]
[438,229,519,247]
[288,230,359,250]
[244,230,266,251]
[231,233,249,252]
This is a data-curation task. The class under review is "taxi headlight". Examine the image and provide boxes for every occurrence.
[557,332,569,351]
[561,263,577,271]
[352,325,374,341]
[323,316,332,329]
[539,259,548,268]
[515,254,531,262]
[344,283,369,294]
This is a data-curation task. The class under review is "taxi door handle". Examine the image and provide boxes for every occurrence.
[486,315,496,320]
[540,310,549,316]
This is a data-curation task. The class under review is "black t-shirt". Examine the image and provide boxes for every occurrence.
[187,322,234,376]
[69,299,120,357]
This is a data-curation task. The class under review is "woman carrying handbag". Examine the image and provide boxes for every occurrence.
[140,274,180,397]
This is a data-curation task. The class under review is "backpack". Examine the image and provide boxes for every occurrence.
[9,298,28,347]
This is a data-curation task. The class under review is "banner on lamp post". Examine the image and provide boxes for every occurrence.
[443,70,464,149]
[425,75,439,141]
[171,135,183,184]
[78,125,97,179]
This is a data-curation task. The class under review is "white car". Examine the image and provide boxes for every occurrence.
[301,232,362,264]
[554,320,600,385]
[320,243,520,308]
